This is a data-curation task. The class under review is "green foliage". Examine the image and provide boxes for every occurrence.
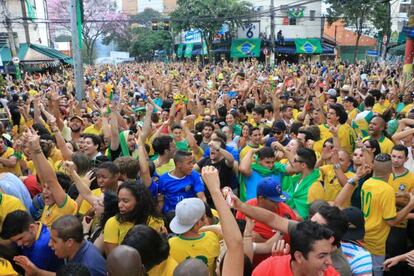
[170,0,252,61]
[128,28,172,60]
[55,34,72,42]
[326,0,385,61]
[104,8,164,52]
[130,8,163,25]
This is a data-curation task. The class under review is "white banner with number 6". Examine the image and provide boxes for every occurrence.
[237,21,260,39]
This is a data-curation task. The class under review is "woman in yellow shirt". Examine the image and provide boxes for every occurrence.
[103,181,164,256]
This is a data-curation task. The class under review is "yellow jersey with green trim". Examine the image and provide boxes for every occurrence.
[78,188,103,215]
[0,147,21,176]
[239,144,262,162]
[103,215,165,245]
[338,123,357,155]
[40,194,78,228]
[361,177,396,255]
[388,170,414,228]
[0,193,26,233]
[319,165,356,206]
[169,231,220,276]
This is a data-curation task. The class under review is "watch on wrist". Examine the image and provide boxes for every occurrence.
[334,163,341,170]
[347,178,356,186]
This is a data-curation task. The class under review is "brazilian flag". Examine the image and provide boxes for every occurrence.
[176,44,184,58]
[230,38,261,58]
[295,38,322,54]
[184,43,194,58]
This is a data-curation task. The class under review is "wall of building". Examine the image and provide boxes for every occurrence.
[138,0,164,13]
[247,0,323,39]
[122,0,138,15]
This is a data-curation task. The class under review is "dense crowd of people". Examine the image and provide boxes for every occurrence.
[0,59,414,276]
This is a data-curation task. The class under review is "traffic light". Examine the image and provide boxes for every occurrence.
[152,20,158,30]
[163,20,170,31]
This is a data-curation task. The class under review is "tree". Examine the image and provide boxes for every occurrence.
[47,0,128,64]
[128,28,172,61]
[326,0,378,62]
[170,0,252,62]
[103,8,163,51]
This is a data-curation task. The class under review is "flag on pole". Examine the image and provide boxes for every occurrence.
[77,0,83,49]
[202,41,208,55]
[177,44,184,58]
[184,43,194,58]
[294,38,322,54]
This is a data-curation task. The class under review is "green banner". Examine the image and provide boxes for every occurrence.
[184,43,194,58]
[177,44,184,58]
[25,0,36,21]
[295,38,322,54]
[202,41,208,55]
[230,38,261,58]
[77,0,83,49]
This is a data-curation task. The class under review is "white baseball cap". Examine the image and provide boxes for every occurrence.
[170,198,206,234]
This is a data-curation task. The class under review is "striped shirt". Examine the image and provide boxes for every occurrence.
[341,241,372,276]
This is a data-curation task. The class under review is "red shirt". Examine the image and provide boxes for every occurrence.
[236,199,297,240]
[252,255,340,276]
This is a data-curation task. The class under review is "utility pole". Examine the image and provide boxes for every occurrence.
[270,0,275,66]
[70,0,84,101]
[0,1,21,80]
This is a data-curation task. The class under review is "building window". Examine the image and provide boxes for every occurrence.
[289,17,296,25]
[400,0,411,4]
[310,10,315,21]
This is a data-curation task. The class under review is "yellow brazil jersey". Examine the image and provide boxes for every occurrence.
[0,193,26,233]
[388,170,414,228]
[83,124,103,136]
[169,231,220,276]
[316,125,333,154]
[0,147,21,176]
[0,258,18,276]
[292,108,299,120]
[239,144,262,162]
[347,108,358,122]
[363,136,394,154]
[49,147,63,164]
[338,123,356,155]
[148,255,178,276]
[307,181,325,203]
[155,158,176,176]
[373,103,387,115]
[361,177,397,255]
[40,194,78,229]
[104,216,165,245]
[319,165,356,207]
[78,188,103,215]
[401,103,413,115]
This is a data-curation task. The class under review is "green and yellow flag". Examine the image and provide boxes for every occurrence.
[176,44,184,58]
[295,38,322,54]
[184,43,194,58]
[230,38,261,58]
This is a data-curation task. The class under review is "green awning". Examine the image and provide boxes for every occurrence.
[230,38,261,58]
[0,43,72,64]
[30,44,73,64]
[295,38,322,54]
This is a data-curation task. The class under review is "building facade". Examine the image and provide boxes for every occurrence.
[0,0,50,46]
[120,0,177,15]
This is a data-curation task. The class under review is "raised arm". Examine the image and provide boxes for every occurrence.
[202,167,244,276]
[239,149,255,176]
[24,128,66,206]
[65,162,98,206]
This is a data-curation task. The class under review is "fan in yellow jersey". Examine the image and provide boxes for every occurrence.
[168,198,220,275]
[23,128,77,229]
[239,127,262,161]
[0,136,21,176]
[0,258,18,276]
[326,104,356,155]
[361,153,414,276]
[103,182,164,256]
[386,145,414,271]
[0,192,26,233]
[364,116,394,154]
[318,150,355,207]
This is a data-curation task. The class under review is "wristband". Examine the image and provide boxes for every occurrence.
[347,178,357,186]
[33,148,42,155]
[334,163,341,170]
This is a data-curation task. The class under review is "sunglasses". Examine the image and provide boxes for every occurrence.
[294,158,305,163]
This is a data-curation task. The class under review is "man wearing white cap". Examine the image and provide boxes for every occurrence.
[168,198,220,275]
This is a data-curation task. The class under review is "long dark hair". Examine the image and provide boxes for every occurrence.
[117,181,161,225]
